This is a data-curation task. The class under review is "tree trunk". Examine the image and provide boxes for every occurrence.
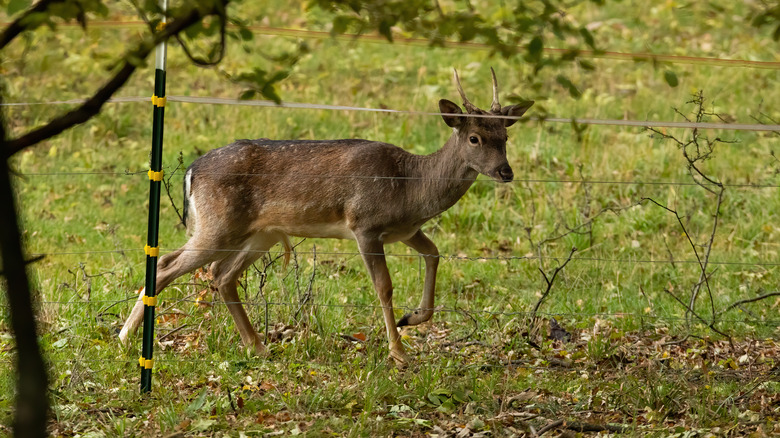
[0,140,50,436]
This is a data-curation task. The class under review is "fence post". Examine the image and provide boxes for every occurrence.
[140,0,168,394]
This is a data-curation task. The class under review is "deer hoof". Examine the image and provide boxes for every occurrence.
[397,309,432,327]
[242,334,266,356]
[389,348,410,368]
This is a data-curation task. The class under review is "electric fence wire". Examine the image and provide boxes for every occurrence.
[3,95,779,132]
[22,247,780,268]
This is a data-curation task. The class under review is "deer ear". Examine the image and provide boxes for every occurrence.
[439,99,464,128]
[501,101,534,127]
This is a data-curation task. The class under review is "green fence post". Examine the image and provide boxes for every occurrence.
[140,0,168,394]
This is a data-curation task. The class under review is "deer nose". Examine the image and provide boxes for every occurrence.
[497,164,514,182]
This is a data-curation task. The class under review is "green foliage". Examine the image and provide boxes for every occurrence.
[234,68,287,103]
[306,0,605,98]
[664,69,679,88]
[751,1,780,40]
[5,0,30,16]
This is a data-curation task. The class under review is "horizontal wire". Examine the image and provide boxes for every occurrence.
[14,169,780,189]
[24,247,780,268]
[3,356,771,379]
[3,95,779,132]
[247,26,780,70]
[25,299,779,325]
[6,20,780,70]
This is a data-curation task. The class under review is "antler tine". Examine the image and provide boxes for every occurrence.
[453,68,478,113]
[490,67,501,113]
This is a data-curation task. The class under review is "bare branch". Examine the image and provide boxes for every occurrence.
[174,8,228,66]
[723,291,780,313]
[441,307,479,347]
[162,152,186,226]
[3,2,228,158]
[0,0,64,50]
[532,246,577,316]
[662,287,731,340]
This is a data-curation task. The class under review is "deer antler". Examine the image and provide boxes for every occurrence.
[453,69,478,113]
[490,67,501,113]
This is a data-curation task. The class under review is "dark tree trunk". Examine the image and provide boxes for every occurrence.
[0,131,50,436]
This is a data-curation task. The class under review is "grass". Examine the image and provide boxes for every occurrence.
[1,0,780,436]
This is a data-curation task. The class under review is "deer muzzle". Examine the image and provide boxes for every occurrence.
[496,163,514,182]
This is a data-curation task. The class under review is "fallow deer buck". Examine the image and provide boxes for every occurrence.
[119,68,533,366]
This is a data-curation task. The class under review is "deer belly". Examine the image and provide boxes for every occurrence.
[271,221,354,240]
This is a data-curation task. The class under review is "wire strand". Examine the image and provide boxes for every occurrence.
[24,247,780,267]
[5,20,779,70]
[15,169,780,189]
[25,299,780,325]
[3,95,778,132]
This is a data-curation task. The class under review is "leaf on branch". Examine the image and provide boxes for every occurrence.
[664,70,679,87]
[238,89,256,101]
[233,68,287,104]
[527,35,543,61]
[6,0,31,16]
[19,11,52,30]
[579,27,595,49]
[578,59,596,70]
[556,74,582,99]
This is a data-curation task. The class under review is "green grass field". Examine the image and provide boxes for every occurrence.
[1,1,779,436]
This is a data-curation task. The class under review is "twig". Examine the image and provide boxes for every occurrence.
[162,152,185,225]
[532,247,577,316]
[174,9,227,67]
[0,254,44,276]
[722,291,780,313]
[539,419,629,435]
[158,324,189,342]
[226,386,237,413]
[719,368,778,411]
[441,307,479,347]
[250,240,304,339]
[537,419,563,436]
[0,0,63,50]
[294,244,316,321]
[661,287,730,339]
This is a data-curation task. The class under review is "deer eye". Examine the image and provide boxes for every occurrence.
[469,136,479,144]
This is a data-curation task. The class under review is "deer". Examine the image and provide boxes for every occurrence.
[118,68,533,367]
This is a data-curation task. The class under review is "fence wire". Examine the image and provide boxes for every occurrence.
[5,20,780,70]
[22,247,780,268]
[13,168,780,189]
[3,95,780,132]
[15,298,779,326]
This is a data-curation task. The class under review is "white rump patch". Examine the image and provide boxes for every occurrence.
[185,168,198,232]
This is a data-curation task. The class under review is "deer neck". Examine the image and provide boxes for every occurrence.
[407,136,478,218]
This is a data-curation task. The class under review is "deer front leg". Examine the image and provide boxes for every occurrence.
[356,235,409,367]
[398,230,439,327]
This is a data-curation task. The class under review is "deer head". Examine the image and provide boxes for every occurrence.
[438,68,534,182]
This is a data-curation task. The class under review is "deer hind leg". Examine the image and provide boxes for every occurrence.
[397,230,439,327]
[356,234,410,367]
[119,243,220,345]
[209,232,284,354]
